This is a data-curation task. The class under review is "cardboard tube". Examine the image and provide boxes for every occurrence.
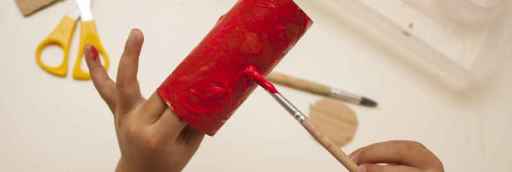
[158,0,313,135]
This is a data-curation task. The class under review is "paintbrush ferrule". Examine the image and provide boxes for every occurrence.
[329,88,361,104]
[271,93,307,122]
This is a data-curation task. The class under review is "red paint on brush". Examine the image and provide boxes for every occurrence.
[244,66,278,94]
[158,0,312,135]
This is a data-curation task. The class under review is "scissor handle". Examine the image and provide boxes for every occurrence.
[72,20,110,80]
[35,16,77,77]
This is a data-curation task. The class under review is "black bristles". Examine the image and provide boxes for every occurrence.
[360,97,378,108]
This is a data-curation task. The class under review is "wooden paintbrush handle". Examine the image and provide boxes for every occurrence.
[303,119,359,172]
[267,72,332,97]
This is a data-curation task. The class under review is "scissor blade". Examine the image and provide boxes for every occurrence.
[76,0,93,21]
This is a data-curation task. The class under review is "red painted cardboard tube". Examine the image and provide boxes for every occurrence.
[158,0,312,136]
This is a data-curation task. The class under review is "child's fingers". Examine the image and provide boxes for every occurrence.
[180,126,205,148]
[116,29,145,113]
[146,94,202,143]
[358,164,422,172]
[139,93,167,123]
[85,45,116,112]
[154,108,186,140]
[350,141,443,170]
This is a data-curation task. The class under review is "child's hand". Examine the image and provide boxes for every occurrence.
[350,141,444,172]
[85,29,205,172]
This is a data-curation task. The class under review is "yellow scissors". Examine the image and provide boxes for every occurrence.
[35,0,109,80]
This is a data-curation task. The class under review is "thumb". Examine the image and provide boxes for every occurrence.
[359,164,422,172]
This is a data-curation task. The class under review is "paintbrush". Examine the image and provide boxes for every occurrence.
[267,72,378,108]
[245,66,359,172]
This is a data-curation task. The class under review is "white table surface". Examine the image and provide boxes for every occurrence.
[1,0,511,171]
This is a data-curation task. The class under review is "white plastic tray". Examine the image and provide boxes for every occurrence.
[298,0,512,91]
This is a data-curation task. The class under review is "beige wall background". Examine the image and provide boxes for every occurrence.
[1,0,511,171]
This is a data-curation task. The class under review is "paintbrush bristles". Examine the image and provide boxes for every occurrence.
[302,119,359,172]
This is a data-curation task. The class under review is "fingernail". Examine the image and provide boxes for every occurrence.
[131,28,141,35]
[358,165,366,172]
[87,46,99,61]
[129,29,137,38]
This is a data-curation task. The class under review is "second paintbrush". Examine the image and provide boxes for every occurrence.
[267,72,378,108]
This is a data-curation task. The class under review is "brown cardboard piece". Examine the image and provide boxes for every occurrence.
[16,0,59,16]
[309,99,358,147]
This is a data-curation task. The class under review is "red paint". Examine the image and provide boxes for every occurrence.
[158,0,312,135]
[244,66,278,94]
[89,46,99,61]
